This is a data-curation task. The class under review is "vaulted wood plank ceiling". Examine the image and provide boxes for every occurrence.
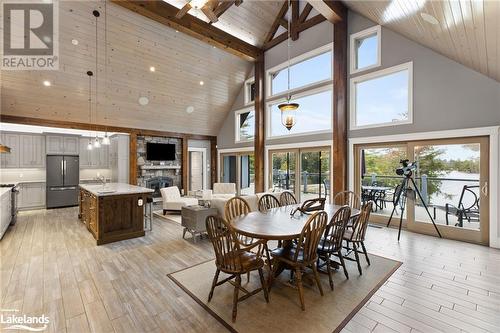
[343,0,500,83]
[1,1,251,136]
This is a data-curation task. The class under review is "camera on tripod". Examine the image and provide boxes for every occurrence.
[395,159,417,178]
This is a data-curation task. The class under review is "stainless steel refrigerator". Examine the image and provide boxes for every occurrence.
[46,155,80,208]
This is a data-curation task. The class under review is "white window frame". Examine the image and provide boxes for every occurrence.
[350,25,382,74]
[243,77,255,106]
[266,85,333,140]
[266,43,333,99]
[350,61,413,131]
[234,107,255,143]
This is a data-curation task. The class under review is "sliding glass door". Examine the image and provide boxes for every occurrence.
[269,147,331,202]
[300,149,331,202]
[220,152,255,195]
[354,137,489,245]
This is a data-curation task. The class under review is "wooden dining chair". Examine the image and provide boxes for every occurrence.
[270,211,328,311]
[224,197,253,245]
[279,191,297,206]
[258,194,280,212]
[317,206,351,289]
[333,191,361,210]
[224,197,251,222]
[343,201,373,275]
[206,215,269,322]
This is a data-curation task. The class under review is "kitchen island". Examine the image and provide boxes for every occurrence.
[79,183,153,245]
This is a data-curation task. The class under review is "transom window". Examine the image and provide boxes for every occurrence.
[235,109,255,142]
[350,25,381,74]
[350,62,413,130]
[268,45,332,97]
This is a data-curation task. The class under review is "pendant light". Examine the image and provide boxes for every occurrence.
[87,71,94,151]
[101,1,110,145]
[278,0,299,131]
[93,9,101,148]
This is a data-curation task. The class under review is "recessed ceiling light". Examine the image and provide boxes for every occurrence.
[71,39,79,45]
[138,96,149,106]
[420,12,439,25]
[43,80,51,87]
[186,106,194,114]
[149,66,155,72]
[199,81,204,86]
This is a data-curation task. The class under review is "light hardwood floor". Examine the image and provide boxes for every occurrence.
[1,208,500,333]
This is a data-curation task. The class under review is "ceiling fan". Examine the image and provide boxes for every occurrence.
[176,0,219,22]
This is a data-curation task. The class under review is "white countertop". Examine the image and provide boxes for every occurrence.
[79,183,154,197]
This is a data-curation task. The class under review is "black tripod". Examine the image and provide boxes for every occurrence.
[387,175,442,241]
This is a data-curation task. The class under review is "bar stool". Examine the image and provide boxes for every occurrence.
[144,196,153,231]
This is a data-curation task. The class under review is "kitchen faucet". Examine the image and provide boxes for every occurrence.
[97,175,106,187]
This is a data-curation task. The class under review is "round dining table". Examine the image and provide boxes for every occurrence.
[232,203,360,241]
[232,203,361,280]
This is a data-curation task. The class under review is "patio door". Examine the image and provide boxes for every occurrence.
[354,137,489,245]
[406,137,489,244]
[220,152,255,195]
[269,147,331,202]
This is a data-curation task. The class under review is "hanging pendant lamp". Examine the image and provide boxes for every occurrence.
[101,2,110,145]
[87,71,94,151]
[278,0,299,131]
[93,9,101,148]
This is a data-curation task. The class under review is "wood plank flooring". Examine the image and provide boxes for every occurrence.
[1,208,499,332]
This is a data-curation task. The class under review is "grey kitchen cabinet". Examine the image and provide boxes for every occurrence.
[79,138,92,168]
[46,135,79,155]
[19,134,45,168]
[0,133,20,168]
[18,182,45,210]
[0,189,12,239]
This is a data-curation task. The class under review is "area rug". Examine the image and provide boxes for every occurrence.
[153,210,182,224]
[168,254,401,333]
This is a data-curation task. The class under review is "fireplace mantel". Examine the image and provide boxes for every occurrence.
[140,165,181,170]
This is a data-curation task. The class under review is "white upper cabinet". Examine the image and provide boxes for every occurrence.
[78,137,108,169]
[46,135,79,155]
[19,134,45,168]
[0,133,20,168]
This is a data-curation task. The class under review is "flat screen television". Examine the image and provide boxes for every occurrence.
[146,143,176,161]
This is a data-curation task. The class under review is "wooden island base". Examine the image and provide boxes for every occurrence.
[79,184,153,245]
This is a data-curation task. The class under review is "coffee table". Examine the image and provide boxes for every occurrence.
[181,205,218,242]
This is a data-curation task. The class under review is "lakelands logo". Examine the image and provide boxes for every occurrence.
[0,309,50,331]
[1,0,59,70]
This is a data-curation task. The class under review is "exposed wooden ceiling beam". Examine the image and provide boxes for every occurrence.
[298,14,326,32]
[279,18,288,29]
[175,3,191,19]
[298,3,312,23]
[263,31,288,51]
[307,0,346,24]
[291,0,300,40]
[111,0,260,61]
[264,1,289,43]
[213,0,235,18]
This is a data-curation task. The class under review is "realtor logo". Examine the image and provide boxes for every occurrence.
[1,0,59,70]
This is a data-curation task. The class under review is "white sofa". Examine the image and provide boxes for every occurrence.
[210,192,282,218]
[160,186,198,213]
[199,183,237,202]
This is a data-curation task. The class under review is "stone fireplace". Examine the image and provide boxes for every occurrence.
[145,176,173,198]
[136,136,182,192]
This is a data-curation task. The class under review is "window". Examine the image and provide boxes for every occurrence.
[235,109,255,142]
[268,45,332,97]
[350,62,413,130]
[350,25,381,73]
[244,78,255,105]
[268,88,332,138]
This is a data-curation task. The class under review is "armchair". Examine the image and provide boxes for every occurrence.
[160,186,198,214]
